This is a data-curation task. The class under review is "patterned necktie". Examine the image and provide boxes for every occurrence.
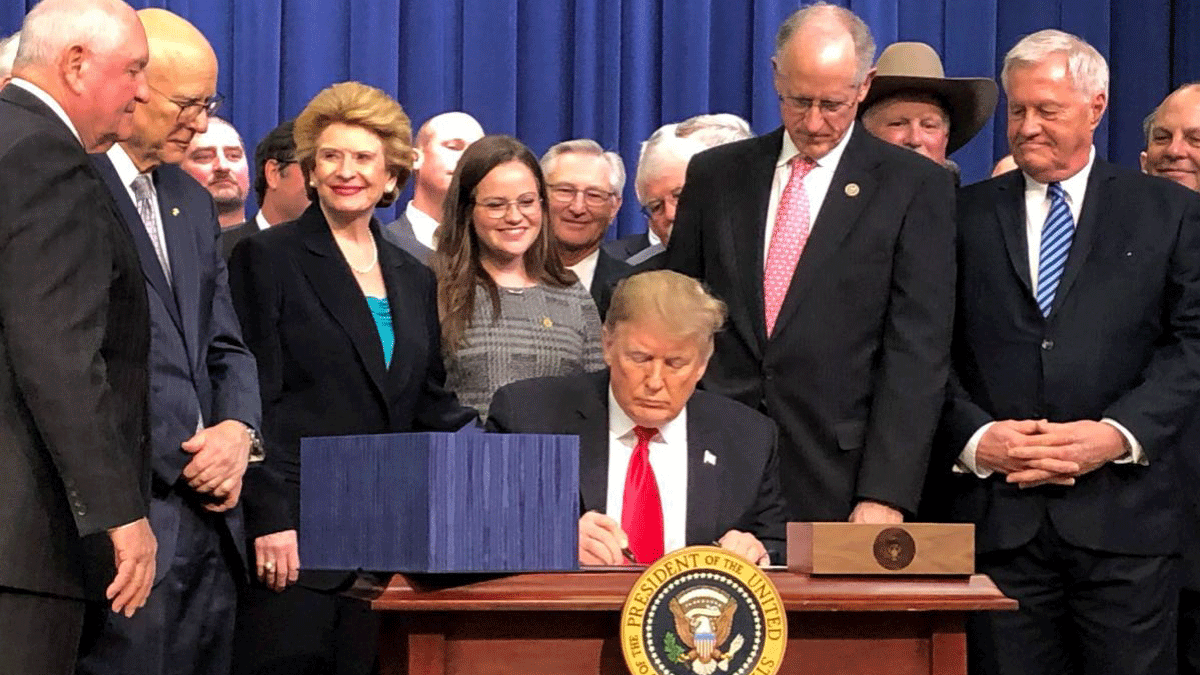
[131,174,172,283]
[764,155,816,336]
[1036,182,1074,316]
[621,425,663,564]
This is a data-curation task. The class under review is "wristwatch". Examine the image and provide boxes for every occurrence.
[245,425,266,463]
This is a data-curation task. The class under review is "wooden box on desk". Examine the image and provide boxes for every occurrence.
[787,522,974,575]
[299,432,579,573]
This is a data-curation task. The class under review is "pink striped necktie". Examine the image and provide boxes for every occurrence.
[764,155,815,336]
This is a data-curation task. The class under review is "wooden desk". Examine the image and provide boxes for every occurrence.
[361,570,1015,675]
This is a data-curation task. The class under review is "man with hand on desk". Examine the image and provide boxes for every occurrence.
[488,270,786,566]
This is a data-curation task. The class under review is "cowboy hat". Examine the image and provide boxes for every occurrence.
[860,42,998,153]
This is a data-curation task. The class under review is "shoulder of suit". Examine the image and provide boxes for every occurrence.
[493,372,595,413]
[689,389,773,434]
[690,130,778,170]
[157,162,216,202]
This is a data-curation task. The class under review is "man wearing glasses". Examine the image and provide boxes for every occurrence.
[219,119,310,258]
[666,2,955,527]
[80,8,261,675]
[541,138,632,318]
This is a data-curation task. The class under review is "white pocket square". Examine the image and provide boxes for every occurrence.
[703,450,717,466]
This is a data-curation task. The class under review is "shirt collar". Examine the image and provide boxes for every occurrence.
[405,200,440,231]
[1022,145,1096,205]
[254,210,271,230]
[776,120,856,170]
[10,78,82,146]
[106,142,147,187]
[607,383,687,446]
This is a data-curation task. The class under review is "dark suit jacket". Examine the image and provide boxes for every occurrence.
[228,205,477,544]
[666,125,956,521]
[221,220,257,260]
[602,232,651,262]
[92,155,262,581]
[938,162,1200,557]
[590,247,633,320]
[0,85,150,601]
[487,371,787,556]
[382,212,434,265]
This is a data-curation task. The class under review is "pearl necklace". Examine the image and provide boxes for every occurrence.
[343,237,378,275]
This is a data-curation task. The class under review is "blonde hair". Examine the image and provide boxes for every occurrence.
[605,271,727,355]
[293,81,413,208]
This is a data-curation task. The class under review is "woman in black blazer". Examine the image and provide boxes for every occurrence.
[227,82,476,675]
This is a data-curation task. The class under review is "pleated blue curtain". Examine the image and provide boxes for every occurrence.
[3,0,1197,237]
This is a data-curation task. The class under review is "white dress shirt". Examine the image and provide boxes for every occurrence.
[605,387,688,555]
[957,147,1145,476]
[762,122,855,264]
[9,78,82,146]
[568,248,600,292]
[254,210,271,231]
[406,201,440,251]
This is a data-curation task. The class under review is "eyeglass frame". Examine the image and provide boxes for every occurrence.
[546,183,617,209]
[148,83,224,122]
[640,186,684,220]
[471,193,544,219]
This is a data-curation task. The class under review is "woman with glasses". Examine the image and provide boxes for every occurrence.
[433,134,604,419]
[227,82,476,675]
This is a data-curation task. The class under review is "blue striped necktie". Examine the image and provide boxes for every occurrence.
[1036,182,1074,316]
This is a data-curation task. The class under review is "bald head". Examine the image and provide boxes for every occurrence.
[411,111,484,217]
[122,8,218,172]
[1141,83,1200,192]
[12,0,148,151]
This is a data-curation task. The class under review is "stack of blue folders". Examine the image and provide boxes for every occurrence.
[299,431,580,573]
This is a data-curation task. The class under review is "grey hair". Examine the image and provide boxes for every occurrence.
[635,133,705,203]
[775,2,876,83]
[1002,29,1108,100]
[1142,82,1200,145]
[13,0,131,71]
[675,113,753,148]
[540,138,626,194]
[0,32,19,79]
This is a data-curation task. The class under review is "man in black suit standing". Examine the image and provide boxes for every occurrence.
[0,0,157,672]
[78,9,262,675]
[219,119,311,259]
[941,30,1200,675]
[383,111,483,263]
[666,2,955,525]
[489,270,785,565]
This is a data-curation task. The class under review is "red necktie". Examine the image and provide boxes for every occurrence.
[764,155,816,336]
[621,425,664,564]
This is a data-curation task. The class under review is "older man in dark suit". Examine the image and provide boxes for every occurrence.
[940,30,1200,675]
[666,2,955,526]
[79,9,261,675]
[0,0,157,672]
[489,271,786,566]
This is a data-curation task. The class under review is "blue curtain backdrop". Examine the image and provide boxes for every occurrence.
[5,0,1198,238]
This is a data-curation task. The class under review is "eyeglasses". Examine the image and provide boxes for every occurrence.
[148,84,223,122]
[777,94,854,116]
[473,193,542,218]
[640,187,683,219]
[547,184,616,208]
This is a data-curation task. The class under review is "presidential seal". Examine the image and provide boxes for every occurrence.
[620,546,787,675]
[873,527,917,571]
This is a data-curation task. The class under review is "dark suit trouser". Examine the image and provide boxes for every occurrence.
[0,587,85,675]
[232,580,379,675]
[968,518,1178,675]
[1181,587,1200,675]
[77,494,237,675]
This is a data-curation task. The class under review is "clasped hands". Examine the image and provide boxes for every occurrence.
[976,419,1128,488]
[181,419,252,511]
[578,511,770,567]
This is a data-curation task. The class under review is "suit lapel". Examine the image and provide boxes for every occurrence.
[1048,162,1110,316]
[684,398,721,546]
[90,153,185,335]
[994,171,1034,297]
[731,131,782,356]
[770,126,876,339]
[575,372,612,514]
[155,168,202,366]
[295,214,389,400]
[378,223,417,418]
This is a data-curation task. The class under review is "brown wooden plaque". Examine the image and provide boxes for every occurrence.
[787,522,975,575]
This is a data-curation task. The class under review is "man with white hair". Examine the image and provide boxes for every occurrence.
[0,0,156,671]
[541,138,632,317]
[942,29,1200,674]
[675,112,753,146]
[384,110,483,264]
[0,31,18,87]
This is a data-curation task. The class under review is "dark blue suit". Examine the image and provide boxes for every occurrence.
[79,155,262,675]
